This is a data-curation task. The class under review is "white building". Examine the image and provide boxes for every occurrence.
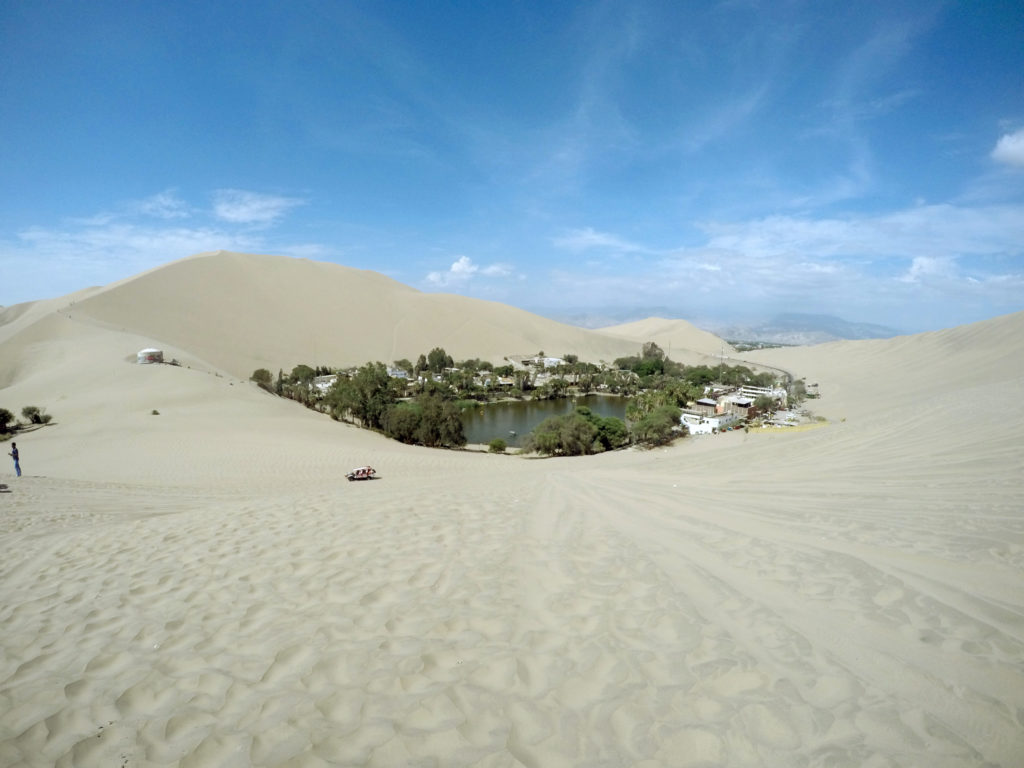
[313,374,337,395]
[528,356,565,369]
[680,410,738,435]
[740,384,787,404]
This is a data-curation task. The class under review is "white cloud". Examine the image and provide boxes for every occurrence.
[992,128,1024,167]
[533,200,1024,329]
[699,204,1024,261]
[425,255,515,287]
[1,188,328,304]
[899,256,955,283]
[552,227,649,253]
[481,263,512,277]
[2,220,261,303]
[450,255,477,276]
[135,190,191,219]
[212,189,305,224]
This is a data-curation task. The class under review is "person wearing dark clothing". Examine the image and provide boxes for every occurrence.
[9,442,20,477]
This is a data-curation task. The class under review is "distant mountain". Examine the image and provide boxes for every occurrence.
[712,313,903,346]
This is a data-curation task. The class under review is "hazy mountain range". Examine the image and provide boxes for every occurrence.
[709,313,903,345]
[551,308,902,345]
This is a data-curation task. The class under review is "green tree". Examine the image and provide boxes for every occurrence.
[415,392,466,447]
[20,406,52,425]
[383,401,422,444]
[626,391,660,423]
[290,364,316,387]
[250,368,274,392]
[415,354,428,376]
[642,341,665,360]
[488,438,507,454]
[635,357,666,377]
[393,358,414,375]
[427,347,453,374]
[684,365,716,387]
[327,362,396,429]
[0,408,13,433]
[549,377,570,397]
[632,405,682,446]
[574,407,628,451]
[789,379,807,404]
[523,412,599,456]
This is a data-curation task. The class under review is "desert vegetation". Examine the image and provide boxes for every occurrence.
[0,405,54,437]
[253,341,792,453]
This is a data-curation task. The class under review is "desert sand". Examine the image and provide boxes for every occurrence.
[1,252,1022,767]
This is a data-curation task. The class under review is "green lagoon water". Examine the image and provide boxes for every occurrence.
[461,395,627,447]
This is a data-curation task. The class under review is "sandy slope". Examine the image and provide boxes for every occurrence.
[1,267,1022,766]
[46,251,725,379]
[598,317,736,359]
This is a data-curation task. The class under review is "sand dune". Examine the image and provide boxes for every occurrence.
[33,251,727,380]
[598,316,736,359]
[1,259,1022,766]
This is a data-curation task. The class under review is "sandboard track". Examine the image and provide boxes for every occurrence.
[542,465,1024,766]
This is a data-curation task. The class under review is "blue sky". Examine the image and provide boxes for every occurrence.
[2,0,1022,332]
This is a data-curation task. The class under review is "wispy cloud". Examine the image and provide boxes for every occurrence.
[699,204,1024,261]
[534,200,1024,328]
[1,188,315,304]
[898,255,955,284]
[992,128,1024,168]
[425,255,515,287]
[3,221,261,301]
[212,189,305,225]
[552,227,651,254]
[683,84,770,153]
[134,190,192,220]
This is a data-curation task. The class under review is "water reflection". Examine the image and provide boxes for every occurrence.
[461,395,627,447]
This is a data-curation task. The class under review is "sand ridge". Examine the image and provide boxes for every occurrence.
[43,251,723,379]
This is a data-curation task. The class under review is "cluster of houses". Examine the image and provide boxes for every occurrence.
[680,384,789,435]
[312,354,568,397]
[308,358,803,434]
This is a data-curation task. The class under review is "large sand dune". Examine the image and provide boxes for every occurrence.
[33,251,728,380]
[1,257,1022,766]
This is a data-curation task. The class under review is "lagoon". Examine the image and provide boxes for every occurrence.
[461,395,627,447]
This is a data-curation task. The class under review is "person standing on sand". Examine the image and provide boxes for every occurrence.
[9,442,20,477]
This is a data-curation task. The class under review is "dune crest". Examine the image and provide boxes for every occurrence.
[599,316,736,358]
[14,251,727,380]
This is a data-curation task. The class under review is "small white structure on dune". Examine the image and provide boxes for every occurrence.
[137,348,164,364]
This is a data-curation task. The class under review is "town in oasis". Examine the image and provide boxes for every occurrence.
[243,340,820,455]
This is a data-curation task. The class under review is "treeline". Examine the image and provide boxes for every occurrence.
[523,406,630,456]
[0,405,53,435]
[250,341,788,455]
[613,341,775,391]
[251,350,470,448]
[325,363,466,448]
